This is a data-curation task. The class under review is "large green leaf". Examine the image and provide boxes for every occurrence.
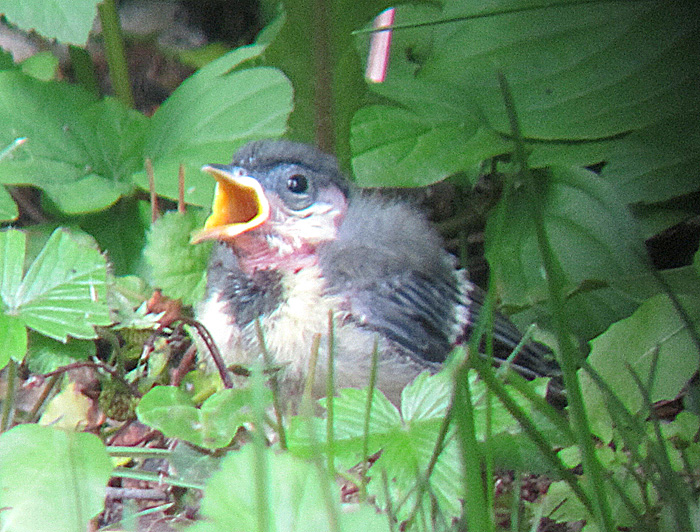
[350,4,510,187]
[351,101,508,187]
[189,445,391,532]
[0,228,111,342]
[429,0,699,139]
[485,166,648,308]
[351,1,700,194]
[0,424,112,532]
[600,111,700,205]
[0,0,100,44]
[580,294,700,443]
[133,45,293,207]
[0,73,147,213]
[513,264,700,342]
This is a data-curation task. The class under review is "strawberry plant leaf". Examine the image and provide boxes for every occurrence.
[136,386,265,449]
[0,228,111,343]
[0,0,100,44]
[25,331,96,374]
[143,210,212,305]
[0,73,147,213]
[288,371,552,522]
[189,446,391,532]
[133,45,294,207]
[0,314,27,368]
[0,424,112,532]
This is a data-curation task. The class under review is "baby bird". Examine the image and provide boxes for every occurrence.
[193,140,559,405]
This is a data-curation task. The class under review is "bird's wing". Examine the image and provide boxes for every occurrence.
[464,284,561,380]
[320,242,465,365]
[319,195,560,380]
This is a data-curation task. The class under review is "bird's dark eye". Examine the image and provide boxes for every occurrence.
[286,174,309,194]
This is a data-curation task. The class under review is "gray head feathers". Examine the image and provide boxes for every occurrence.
[232,140,352,196]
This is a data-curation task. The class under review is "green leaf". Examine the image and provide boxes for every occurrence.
[485,166,648,308]
[0,228,25,305]
[133,45,293,207]
[189,445,391,532]
[600,111,700,205]
[0,73,147,213]
[0,0,101,44]
[351,103,508,187]
[19,51,59,81]
[288,371,551,521]
[0,186,18,221]
[25,331,95,374]
[352,1,700,184]
[0,314,27,368]
[580,294,700,443]
[429,0,699,140]
[0,228,111,342]
[136,386,263,449]
[143,210,212,305]
[76,199,151,276]
[0,424,112,532]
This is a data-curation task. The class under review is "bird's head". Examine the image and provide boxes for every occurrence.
[191,140,351,272]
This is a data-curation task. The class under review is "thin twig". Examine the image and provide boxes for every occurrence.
[170,344,198,387]
[178,163,186,214]
[42,361,141,398]
[1,359,17,431]
[360,337,380,500]
[175,317,233,388]
[146,158,158,223]
[27,374,61,422]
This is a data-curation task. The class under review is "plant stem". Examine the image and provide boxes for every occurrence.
[1,359,17,431]
[97,0,134,108]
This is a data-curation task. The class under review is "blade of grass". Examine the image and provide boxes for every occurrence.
[326,310,336,476]
[473,354,593,514]
[381,468,398,532]
[497,70,614,530]
[255,319,287,450]
[352,0,638,34]
[1,359,17,432]
[302,333,322,405]
[453,357,494,532]
[360,337,380,501]
[627,358,693,531]
[250,364,271,532]
[112,467,204,490]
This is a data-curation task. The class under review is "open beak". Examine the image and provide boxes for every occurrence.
[191,165,271,244]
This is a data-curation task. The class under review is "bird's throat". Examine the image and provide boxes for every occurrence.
[230,233,319,276]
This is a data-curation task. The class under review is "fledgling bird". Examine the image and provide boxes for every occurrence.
[192,140,560,406]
